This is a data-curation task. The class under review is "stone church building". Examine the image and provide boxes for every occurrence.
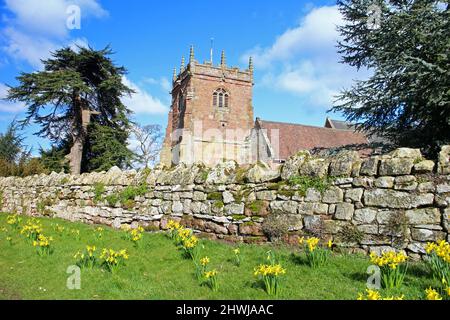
[160,47,368,167]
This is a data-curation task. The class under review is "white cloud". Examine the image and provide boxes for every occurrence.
[1,0,107,68]
[143,76,171,92]
[0,83,26,113]
[121,76,168,115]
[242,5,369,109]
[2,27,59,68]
[159,77,171,91]
[243,6,343,69]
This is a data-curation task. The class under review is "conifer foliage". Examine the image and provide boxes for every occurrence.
[332,0,450,156]
[6,46,135,174]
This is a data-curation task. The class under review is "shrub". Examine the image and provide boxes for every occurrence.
[277,190,296,198]
[207,192,223,201]
[261,214,289,242]
[93,182,105,203]
[246,200,264,215]
[105,194,120,206]
[212,200,224,210]
[287,175,333,196]
[339,225,364,244]
[36,198,54,216]
[105,183,149,208]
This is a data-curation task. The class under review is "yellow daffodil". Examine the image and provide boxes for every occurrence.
[200,257,210,266]
[443,287,450,297]
[370,250,407,268]
[327,240,333,249]
[204,269,218,278]
[425,287,442,300]
[254,264,286,277]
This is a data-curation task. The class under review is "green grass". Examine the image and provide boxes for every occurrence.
[0,213,437,300]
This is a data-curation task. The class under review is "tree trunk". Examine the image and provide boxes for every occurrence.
[68,137,83,175]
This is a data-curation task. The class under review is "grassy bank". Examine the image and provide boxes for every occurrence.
[0,213,438,300]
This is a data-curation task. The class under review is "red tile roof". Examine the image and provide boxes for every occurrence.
[258,119,369,160]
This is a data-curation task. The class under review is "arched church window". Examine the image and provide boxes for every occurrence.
[213,88,229,108]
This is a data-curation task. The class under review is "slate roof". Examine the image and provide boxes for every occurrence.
[257,118,369,160]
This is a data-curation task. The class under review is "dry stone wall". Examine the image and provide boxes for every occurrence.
[1,146,449,259]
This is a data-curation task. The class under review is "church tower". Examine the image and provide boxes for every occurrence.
[160,46,254,166]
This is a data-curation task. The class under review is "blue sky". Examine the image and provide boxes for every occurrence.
[0,0,368,154]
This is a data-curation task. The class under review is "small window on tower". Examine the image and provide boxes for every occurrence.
[213,88,229,108]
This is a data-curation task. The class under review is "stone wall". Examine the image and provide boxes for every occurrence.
[1,146,449,259]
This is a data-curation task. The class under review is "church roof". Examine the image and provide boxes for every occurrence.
[256,118,369,160]
[324,117,355,130]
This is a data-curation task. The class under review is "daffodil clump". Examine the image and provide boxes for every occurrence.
[194,256,210,280]
[6,236,13,246]
[254,263,286,296]
[369,250,408,289]
[298,236,332,268]
[425,240,450,286]
[70,228,80,240]
[425,287,443,300]
[357,289,404,300]
[74,245,97,268]
[166,220,200,260]
[204,269,219,292]
[177,228,193,246]
[182,235,200,260]
[20,219,43,242]
[233,248,241,267]
[6,214,22,229]
[424,278,450,301]
[100,248,129,273]
[130,226,144,247]
[32,234,53,256]
[54,224,65,234]
[94,227,103,240]
[167,220,182,240]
